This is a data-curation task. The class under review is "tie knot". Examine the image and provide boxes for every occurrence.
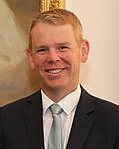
[50,104,62,115]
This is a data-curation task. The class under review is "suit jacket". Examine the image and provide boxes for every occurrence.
[0,86,119,149]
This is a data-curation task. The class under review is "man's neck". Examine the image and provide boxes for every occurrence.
[41,86,79,103]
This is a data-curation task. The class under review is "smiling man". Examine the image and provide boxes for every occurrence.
[26,21,89,102]
[0,9,119,149]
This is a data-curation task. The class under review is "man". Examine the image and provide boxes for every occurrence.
[0,9,119,149]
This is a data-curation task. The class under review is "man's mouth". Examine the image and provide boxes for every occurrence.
[46,69,64,74]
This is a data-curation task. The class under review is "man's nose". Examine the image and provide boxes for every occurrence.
[47,49,61,63]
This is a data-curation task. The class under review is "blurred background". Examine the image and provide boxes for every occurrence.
[0,0,119,106]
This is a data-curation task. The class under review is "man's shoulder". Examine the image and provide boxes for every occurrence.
[81,86,119,118]
[1,90,41,116]
[89,93,119,126]
[91,94,119,114]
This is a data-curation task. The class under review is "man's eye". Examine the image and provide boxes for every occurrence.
[36,48,47,55]
[59,46,69,51]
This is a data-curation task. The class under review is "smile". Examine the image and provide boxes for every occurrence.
[46,69,64,74]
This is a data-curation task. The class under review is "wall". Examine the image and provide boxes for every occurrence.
[66,0,119,104]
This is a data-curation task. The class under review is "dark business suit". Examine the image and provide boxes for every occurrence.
[0,86,119,149]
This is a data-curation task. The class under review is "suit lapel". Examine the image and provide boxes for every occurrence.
[66,87,96,149]
[23,91,45,149]
[22,87,96,149]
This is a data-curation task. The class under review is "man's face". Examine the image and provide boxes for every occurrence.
[26,23,89,95]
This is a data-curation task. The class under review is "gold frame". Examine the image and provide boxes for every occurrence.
[40,0,64,13]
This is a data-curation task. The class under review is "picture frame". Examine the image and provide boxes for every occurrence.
[40,0,64,13]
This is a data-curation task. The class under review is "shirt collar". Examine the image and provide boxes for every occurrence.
[42,84,81,115]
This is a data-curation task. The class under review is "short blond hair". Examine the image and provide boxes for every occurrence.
[29,9,83,50]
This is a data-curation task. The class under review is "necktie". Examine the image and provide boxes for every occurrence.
[48,104,63,149]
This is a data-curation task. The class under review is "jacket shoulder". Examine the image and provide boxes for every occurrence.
[81,86,119,120]
[1,91,41,120]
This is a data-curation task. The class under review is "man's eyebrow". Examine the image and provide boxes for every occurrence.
[34,45,48,49]
[33,42,71,49]
[56,42,71,46]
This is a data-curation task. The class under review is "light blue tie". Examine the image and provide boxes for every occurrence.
[48,104,63,149]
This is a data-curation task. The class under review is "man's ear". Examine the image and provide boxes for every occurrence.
[26,48,35,69]
[80,39,90,63]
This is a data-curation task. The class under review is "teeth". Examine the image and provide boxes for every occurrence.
[48,69,62,74]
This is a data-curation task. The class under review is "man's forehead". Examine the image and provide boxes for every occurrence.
[31,22,73,32]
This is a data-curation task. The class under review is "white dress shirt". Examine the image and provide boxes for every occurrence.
[42,84,81,149]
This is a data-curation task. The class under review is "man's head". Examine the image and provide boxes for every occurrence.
[26,9,89,101]
[29,9,83,50]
